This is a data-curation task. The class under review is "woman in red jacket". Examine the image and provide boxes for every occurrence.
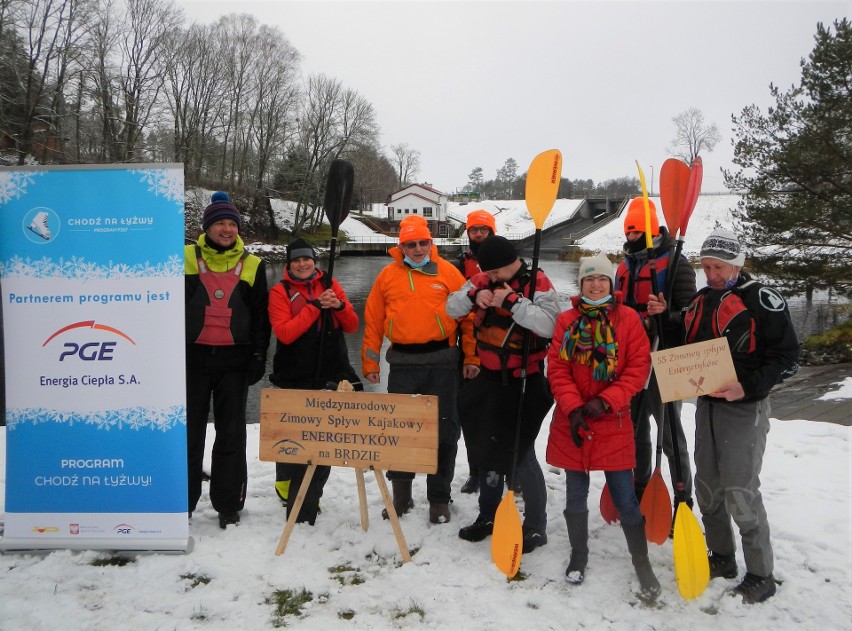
[546,252,660,601]
[268,238,361,525]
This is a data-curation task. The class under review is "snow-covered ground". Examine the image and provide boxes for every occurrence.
[1,380,850,630]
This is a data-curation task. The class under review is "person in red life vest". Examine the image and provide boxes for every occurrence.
[361,215,478,525]
[268,238,362,525]
[184,192,270,529]
[615,197,696,517]
[453,209,498,495]
[648,228,798,604]
[546,252,661,601]
[447,235,560,553]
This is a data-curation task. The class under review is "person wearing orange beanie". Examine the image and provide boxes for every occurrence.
[614,196,696,521]
[454,209,497,494]
[362,214,478,525]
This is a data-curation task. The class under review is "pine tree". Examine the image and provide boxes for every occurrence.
[724,19,852,298]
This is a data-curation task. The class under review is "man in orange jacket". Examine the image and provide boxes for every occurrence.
[361,215,478,524]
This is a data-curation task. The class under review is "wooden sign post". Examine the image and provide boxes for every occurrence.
[259,387,438,561]
[651,338,738,403]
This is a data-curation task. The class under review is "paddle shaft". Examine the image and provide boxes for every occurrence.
[313,161,353,388]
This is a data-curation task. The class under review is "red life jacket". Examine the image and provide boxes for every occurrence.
[457,251,482,280]
[194,248,248,346]
[683,281,757,353]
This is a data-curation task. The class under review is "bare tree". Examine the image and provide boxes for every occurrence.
[10,0,82,164]
[88,0,181,162]
[161,22,227,179]
[667,107,722,164]
[390,142,420,188]
[291,73,377,233]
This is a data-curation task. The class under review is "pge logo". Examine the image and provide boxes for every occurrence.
[114,523,135,535]
[273,439,305,457]
[43,320,136,361]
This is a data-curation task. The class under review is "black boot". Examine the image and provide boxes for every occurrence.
[708,550,738,579]
[382,480,414,520]
[622,519,661,601]
[564,510,589,585]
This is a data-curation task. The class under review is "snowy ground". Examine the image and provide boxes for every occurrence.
[1,379,850,630]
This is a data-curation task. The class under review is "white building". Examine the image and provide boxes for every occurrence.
[386,183,448,223]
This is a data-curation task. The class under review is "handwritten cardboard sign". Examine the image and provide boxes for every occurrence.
[259,389,438,473]
[651,338,738,403]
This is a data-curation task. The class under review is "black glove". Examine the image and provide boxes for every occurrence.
[247,354,266,385]
[582,397,608,419]
[569,408,589,448]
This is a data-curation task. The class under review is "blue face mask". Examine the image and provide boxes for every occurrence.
[404,254,430,269]
[581,295,612,306]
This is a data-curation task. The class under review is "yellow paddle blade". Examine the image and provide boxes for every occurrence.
[525,149,562,229]
[672,501,710,600]
[635,160,654,250]
[491,491,523,577]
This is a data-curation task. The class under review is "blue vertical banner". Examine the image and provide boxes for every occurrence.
[0,164,188,551]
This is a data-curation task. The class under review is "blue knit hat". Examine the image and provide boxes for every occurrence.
[202,191,241,231]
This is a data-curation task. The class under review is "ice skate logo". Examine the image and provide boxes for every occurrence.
[23,207,61,244]
[273,439,304,457]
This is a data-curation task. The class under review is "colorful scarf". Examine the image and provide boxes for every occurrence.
[559,299,618,381]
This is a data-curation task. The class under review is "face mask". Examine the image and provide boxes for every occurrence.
[404,254,430,269]
[707,269,739,290]
[581,294,612,306]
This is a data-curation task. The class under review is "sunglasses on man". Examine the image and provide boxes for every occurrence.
[402,240,431,250]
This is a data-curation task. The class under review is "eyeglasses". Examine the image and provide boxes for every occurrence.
[402,240,431,249]
[468,226,490,234]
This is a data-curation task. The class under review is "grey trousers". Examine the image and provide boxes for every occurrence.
[694,397,774,577]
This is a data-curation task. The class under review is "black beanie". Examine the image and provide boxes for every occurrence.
[477,235,518,271]
[287,238,317,264]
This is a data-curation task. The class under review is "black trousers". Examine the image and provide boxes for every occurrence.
[186,367,248,513]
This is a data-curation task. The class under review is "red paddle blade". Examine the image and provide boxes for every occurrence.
[659,158,690,236]
[640,468,673,545]
[600,483,619,524]
[679,157,703,237]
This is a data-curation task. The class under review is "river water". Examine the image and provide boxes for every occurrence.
[251,254,849,418]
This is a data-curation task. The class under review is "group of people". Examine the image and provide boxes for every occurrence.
[184,192,798,605]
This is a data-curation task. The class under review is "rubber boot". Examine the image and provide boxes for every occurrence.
[622,519,661,601]
[563,510,589,585]
[382,480,414,519]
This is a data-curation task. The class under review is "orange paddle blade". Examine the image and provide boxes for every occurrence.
[600,483,619,524]
[640,468,672,545]
[672,500,710,600]
[491,491,523,577]
[659,158,690,235]
[524,149,562,229]
[680,156,703,237]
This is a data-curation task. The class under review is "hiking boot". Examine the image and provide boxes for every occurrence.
[564,511,589,585]
[458,517,494,542]
[522,525,548,553]
[218,511,240,529]
[730,572,777,604]
[429,502,451,524]
[708,551,738,579]
[460,475,478,494]
[381,480,414,520]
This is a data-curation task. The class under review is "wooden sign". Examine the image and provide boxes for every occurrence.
[259,389,438,473]
[651,338,738,403]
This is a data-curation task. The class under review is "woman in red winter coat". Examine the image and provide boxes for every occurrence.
[268,238,362,525]
[546,252,661,601]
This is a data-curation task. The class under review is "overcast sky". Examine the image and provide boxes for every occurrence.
[175,0,849,194]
